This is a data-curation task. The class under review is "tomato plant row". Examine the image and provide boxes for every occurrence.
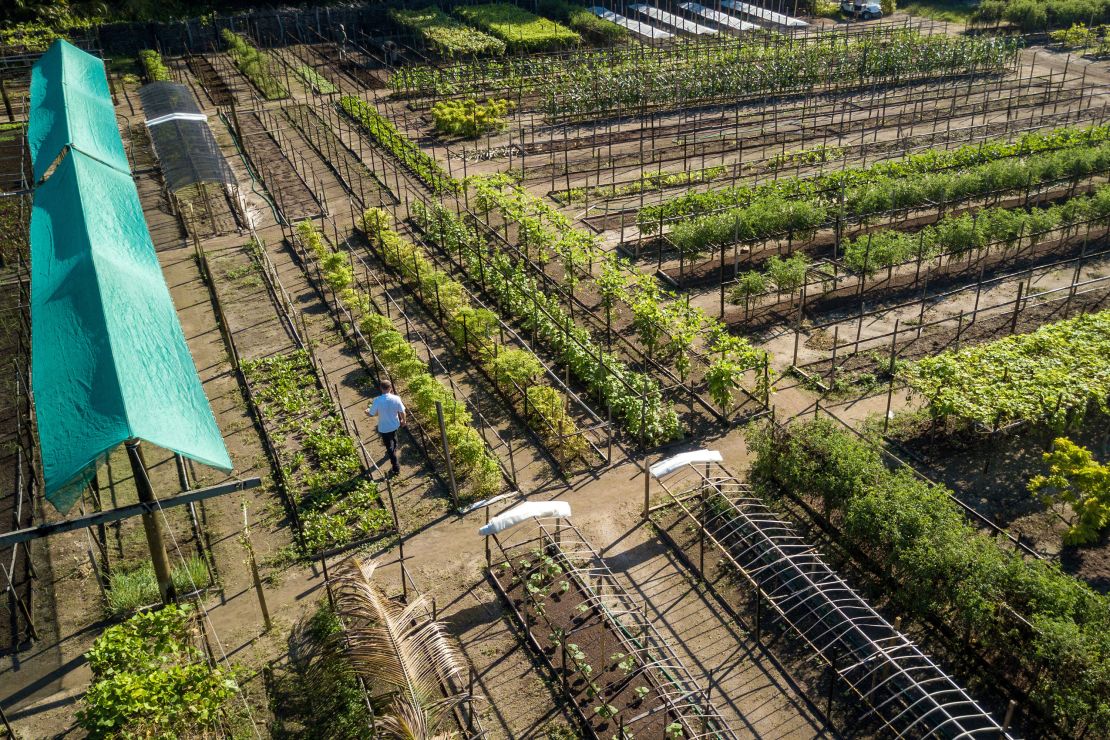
[839,182,1110,275]
[390,30,1018,118]
[295,220,503,502]
[750,419,1110,737]
[667,129,1110,254]
[641,122,1110,230]
[410,200,683,445]
[468,174,773,411]
[358,208,591,467]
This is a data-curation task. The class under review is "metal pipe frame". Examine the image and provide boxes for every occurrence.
[652,463,1014,739]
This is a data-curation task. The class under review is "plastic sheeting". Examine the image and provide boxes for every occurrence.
[31,149,232,513]
[650,449,723,478]
[479,501,571,536]
[139,82,235,193]
[28,40,128,181]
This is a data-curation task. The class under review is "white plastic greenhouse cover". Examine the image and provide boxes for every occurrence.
[650,449,722,478]
[479,501,571,535]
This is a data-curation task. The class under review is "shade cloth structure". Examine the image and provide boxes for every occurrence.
[27,39,129,181]
[479,501,571,536]
[30,148,233,513]
[138,82,235,194]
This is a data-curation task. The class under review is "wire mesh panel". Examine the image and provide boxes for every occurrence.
[654,464,1014,739]
[139,82,235,193]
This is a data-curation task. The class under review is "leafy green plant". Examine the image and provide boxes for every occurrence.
[666,721,684,738]
[137,49,169,82]
[455,4,581,52]
[295,65,338,94]
[221,29,286,100]
[902,311,1110,430]
[594,703,618,719]
[78,605,238,738]
[340,95,458,194]
[750,419,1110,736]
[391,6,506,56]
[432,97,514,138]
[1029,437,1110,545]
[538,0,629,41]
[359,210,589,467]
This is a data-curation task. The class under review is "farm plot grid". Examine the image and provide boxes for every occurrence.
[10,12,1110,740]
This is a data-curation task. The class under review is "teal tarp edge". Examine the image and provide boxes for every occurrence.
[28,40,129,181]
[31,150,232,513]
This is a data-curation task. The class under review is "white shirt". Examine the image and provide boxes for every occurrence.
[368,393,406,433]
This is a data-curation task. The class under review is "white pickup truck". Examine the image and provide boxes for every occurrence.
[840,0,883,19]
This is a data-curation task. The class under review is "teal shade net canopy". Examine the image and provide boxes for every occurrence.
[30,142,232,514]
[27,39,129,181]
[28,39,231,514]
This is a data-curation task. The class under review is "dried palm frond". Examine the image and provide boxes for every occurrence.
[329,557,467,740]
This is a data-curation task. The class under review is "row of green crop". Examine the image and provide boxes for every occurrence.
[902,310,1110,431]
[339,95,458,195]
[411,200,682,445]
[295,65,337,94]
[671,138,1110,254]
[242,350,391,552]
[455,4,580,52]
[138,49,170,82]
[358,208,589,467]
[295,220,502,503]
[390,7,506,57]
[555,166,729,205]
[465,175,772,415]
[221,29,286,100]
[641,122,1110,230]
[389,29,1018,112]
[749,419,1110,737]
[542,31,1020,118]
[839,183,1110,275]
[974,0,1110,31]
[536,0,628,42]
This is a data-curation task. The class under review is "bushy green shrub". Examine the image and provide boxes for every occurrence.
[431,98,514,138]
[137,49,170,82]
[78,605,238,738]
[391,7,506,56]
[455,3,581,52]
[220,29,286,100]
[749,419,1110,735]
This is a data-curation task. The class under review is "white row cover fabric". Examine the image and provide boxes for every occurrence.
[589,7,674,39]
[680,2,760,31]
[631,4,718,34]
[145,112,209,127]
[650,449,723,478]
[722,0,809,27]
[479,501,571,535]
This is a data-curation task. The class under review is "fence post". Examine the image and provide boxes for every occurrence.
[435,400,460,509]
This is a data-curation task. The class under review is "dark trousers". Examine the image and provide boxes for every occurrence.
[381,430,400,473]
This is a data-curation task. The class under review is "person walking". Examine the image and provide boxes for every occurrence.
[367,380,406,476]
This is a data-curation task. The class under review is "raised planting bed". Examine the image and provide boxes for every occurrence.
[487,515,735,739]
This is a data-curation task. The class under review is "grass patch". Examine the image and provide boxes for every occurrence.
[899,0,977,23]
[106,556,210,615]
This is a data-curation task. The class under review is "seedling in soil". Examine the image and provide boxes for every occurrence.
[610,652,636,675]
[666,721,684,738]
[594,704,618,719]
[634,686,650,702]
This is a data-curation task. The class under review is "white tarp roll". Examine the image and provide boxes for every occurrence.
[650,449,723,478]
[479,501,572,536]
